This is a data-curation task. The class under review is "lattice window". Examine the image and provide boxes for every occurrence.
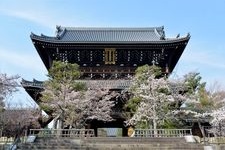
[130,50,139,63]
[80,50,90,63]
[92,50,103,63]
[117,49,128,63]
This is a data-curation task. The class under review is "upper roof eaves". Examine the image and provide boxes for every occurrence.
[30,26,190,44]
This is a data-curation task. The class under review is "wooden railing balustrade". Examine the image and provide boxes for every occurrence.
[29,129,95,138]
[22,79,131,89]
[134,129,192,137]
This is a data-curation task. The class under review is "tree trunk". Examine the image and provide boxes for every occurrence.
[153,99,157,137]
[153,118,157,137]
[53,117,58,129]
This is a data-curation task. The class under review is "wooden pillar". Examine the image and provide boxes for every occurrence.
[90,120,98,137]
[122,127,128,137]
[94,128,98,137]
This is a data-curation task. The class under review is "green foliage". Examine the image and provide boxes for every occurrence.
[184,72,206,95]
[48,61,81,82]
[183,72,214,113]
[135,120,151,129]
[44,61,84,92]
[160,119,186,129]
[73,82,87,91]
[125,97,141,117]
[40,104,53,114]
[198,86,213,108]
[129,65,162,93]
[135,65,161,79]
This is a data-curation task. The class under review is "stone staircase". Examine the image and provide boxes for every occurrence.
[17,137,87,150]
[18,137,205,150]
[84,137,204,150]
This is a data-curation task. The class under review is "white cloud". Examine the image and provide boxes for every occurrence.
[0,47,47,106]
[171,43,225,87]
[0,47,46,74]
[0,8,56,29]
[181,47,225,70]
[0,6,91,30]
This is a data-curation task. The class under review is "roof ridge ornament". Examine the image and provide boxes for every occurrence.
[55,25,66,40]
[56,25,62,32]
[154,28,162,39]
[56,25,62,38]
[160,30,165,40]
[186,32,191,38]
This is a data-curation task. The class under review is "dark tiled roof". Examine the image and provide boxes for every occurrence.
[21,78,43,88]
[31,26,190,43]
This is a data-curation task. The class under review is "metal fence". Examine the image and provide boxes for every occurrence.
[29,129,95,138]
[134,129,192,137]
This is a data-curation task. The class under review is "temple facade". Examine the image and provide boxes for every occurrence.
[22,26,190,135]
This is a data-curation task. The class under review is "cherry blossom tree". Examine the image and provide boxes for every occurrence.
[125,65,225,137]
[0,103,41,146]
[171,73,223,136]
[203,83,225,136]
[170,72,211,134]
[40,61,82,129]
[63,89,117,128]
[0,73,20,139]
[0,107,41,137]
[124,66,209,131]
[125,65,177,131]
[40,61,116,129]
[0,73,19,111]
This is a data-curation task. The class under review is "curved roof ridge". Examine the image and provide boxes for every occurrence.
[40,33,55,38]
[30,26,190,43]
[166,33,191,40]
[21,78,43,83]
[33,79,43,83]
[154,28,163,38]
[30,32,56,40]
[21,78,44,88]
[61,26,164,31]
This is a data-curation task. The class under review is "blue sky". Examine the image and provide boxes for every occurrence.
[0,0,225,106]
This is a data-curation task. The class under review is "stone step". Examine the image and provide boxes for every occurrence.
[17,145,89,150]
[18,145,204,150]
[83,137,186,143]
[18,137,205,150]
[89,144,204,150]
[34,137,186,145]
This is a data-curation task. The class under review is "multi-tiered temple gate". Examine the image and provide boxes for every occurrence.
[22,26,190,136]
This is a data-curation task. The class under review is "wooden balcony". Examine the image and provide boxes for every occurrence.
[21,79,131,90]
[75,80,131,89]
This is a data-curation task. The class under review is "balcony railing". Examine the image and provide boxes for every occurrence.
[76,80,131,89]
[21,79,131,89]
